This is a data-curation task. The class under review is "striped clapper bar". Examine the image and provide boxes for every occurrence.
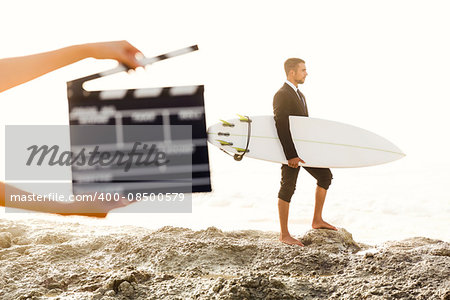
[66,45,211,208]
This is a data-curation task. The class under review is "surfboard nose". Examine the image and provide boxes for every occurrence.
[392,144,406,159]
[385,138,406,158]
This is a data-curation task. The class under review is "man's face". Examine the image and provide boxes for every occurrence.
[292,63,308,84]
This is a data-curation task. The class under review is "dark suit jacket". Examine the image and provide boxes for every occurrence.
[273,83,309,160]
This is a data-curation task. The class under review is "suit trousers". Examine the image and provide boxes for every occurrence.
[278,164,333,203]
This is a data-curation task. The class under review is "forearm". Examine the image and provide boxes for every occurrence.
[273,94,298,160]
[274,115,298,160]
[0,181,106,217]
[1,181,69,213]
[0,44,92,93]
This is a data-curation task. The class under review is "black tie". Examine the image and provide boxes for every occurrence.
[296,88,307,113]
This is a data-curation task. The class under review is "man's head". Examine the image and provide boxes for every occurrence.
[284,58,307,85]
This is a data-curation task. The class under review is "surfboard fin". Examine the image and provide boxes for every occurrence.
[233,147,249,153]
[237,114,251,123]
[220,120,235,127]
[217,140,233,146]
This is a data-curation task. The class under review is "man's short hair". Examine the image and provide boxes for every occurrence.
[284,58,305,76]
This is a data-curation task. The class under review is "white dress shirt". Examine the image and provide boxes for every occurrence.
[285,80,306,109]
[285,80,299,93]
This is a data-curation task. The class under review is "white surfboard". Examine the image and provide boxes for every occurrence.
[207,115,405,168]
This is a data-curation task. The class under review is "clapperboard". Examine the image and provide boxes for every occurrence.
[66,45,211,203]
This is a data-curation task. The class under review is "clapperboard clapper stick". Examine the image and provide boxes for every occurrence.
[68,45,199,90]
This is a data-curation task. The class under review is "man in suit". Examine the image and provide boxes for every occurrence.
[273,58,337,246]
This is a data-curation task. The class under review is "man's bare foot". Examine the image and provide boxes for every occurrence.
[279,234,304,246]
[312,220,338,231]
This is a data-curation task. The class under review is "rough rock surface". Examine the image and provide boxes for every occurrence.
[0,218,449,299]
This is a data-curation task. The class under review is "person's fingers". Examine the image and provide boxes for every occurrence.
[117,197,131,208]
[87,41,144,69]
[118,50,142,70]
[123,41,144,68]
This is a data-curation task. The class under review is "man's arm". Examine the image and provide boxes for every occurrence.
[273,90,299,160]
[0,41,142,93]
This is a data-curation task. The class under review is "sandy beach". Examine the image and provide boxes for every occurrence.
[1,218,449,300]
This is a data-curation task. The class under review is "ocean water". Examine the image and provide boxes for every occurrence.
[3,149,449,245]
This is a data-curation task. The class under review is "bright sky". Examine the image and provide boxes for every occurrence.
[1,0,449,177]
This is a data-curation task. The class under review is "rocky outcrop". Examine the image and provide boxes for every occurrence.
[0,219,449,299]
